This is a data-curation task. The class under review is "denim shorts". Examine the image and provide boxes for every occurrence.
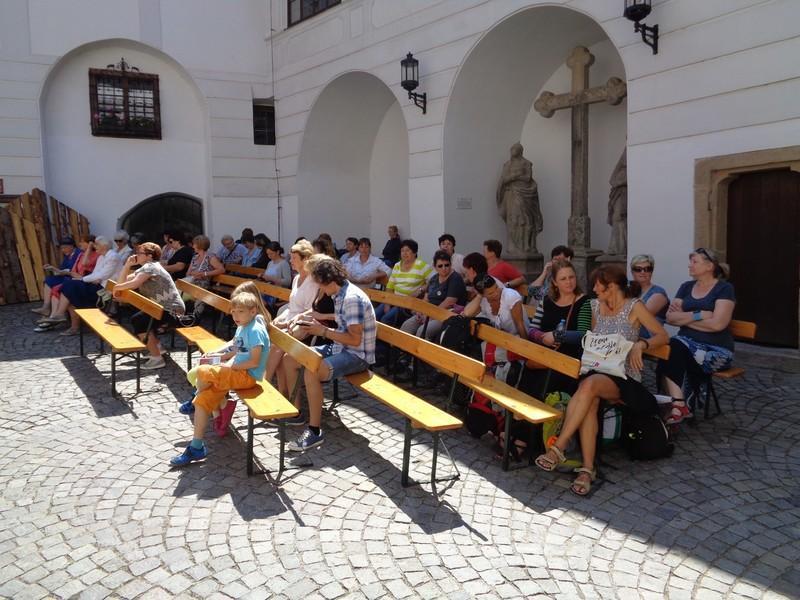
[312,345,369,381]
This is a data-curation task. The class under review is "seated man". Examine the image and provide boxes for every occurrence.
[483,239,526,289]
[283,259,377,451]
[438,233,464,277]
[215,234,246,265]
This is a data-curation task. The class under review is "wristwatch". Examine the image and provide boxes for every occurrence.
[692,310,703,321]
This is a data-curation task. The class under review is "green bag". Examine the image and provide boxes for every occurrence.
[542,391,582,472]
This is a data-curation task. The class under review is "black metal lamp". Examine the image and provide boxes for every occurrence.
[400,53,427,114]
[624,0,659,55]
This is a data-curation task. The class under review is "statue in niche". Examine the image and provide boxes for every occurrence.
[606,148,627,257]
[496,143,543,255]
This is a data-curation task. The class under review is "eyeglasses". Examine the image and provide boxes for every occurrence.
[631,266,653,273]
[435,263,451,269]
[473,274,496,293]
[114,238,124,242]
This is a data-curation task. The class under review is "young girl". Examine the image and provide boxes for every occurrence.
[170,283,271,466]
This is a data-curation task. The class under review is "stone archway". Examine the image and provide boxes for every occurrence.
[296,71,409,245]
[443,6,626,264]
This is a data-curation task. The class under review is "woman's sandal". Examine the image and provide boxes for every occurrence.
[570,467,596,497]
[534,445,566,472]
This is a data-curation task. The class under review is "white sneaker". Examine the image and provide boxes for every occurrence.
[141,356,166,370]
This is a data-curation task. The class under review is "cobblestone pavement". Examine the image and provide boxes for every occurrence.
[1,303,798,600]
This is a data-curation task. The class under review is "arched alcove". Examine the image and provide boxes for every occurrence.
[297,71,409,245]
[443,6,626,258]
[119,192,203,244]
[40,38,209,238]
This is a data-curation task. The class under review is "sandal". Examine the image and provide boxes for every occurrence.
[534,444,566,472]
[665,402,693,425]
[570,467,596,497]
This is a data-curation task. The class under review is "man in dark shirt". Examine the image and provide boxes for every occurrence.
[381,225,402,267]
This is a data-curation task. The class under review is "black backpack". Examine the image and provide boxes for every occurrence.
[622,414,675,460]
[439,315,485,360]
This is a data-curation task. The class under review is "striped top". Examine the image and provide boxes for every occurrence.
[386,258,433,297]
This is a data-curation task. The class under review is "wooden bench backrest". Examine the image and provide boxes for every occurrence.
[176,279,232,314]
[365,288,453,322]
[106,279,164,320]
[267,323,323,373]
[730,319,757,340]
[473,322,581,379]
[214,274,291,302]
[225,263,263,278]
[376,323,485,382]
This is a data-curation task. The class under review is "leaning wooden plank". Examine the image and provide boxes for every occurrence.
[75,308,147,352]
[7,204,39,301]
[21,216,45,297]
[68,207,80,242]
[346,370,462,432]
[79,214,90,239]
[0,207,25,304]
[32,189,58,266]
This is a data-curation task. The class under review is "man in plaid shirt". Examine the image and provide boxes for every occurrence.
[285,258,376,451]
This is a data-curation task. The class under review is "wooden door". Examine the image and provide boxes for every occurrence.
[727,169,800,347]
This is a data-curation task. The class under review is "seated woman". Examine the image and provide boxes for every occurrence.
[185,234,225,289]
[462,273,527,339]
[313,237,338,260]
[241,233,263,267]
[534,264,668,497]
[525,259,592,395]
[630,254,669,339]
[345,237,391,289]
[659,248,735,424]
[263,240,317,413]
[401,250,466,341]
[163,232,193,281]
[259,242,292,288]
[113,242,186,370]
[376,239,432,326]
[251,233,271,269]
[36,236,121,336]
[32,237,80,316]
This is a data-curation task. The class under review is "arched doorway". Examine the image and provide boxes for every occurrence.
[443,6,626,260]
[119,193,203,244]
[297,71,409,246]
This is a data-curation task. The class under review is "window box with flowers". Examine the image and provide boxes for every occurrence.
[89,59,161,139]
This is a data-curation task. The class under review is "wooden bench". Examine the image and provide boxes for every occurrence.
[175,279,232,369]
[213,273,291,302]
[75,279,163,398]
[689,319,757,418]
[225,263,264,278]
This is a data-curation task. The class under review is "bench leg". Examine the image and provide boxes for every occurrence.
[502,412,512,471]
[431,432,439,492]
[187,345,193,371]
[445,376,459,414]
[111,351,117,397]
[247,413,254,476]
[710,380,721,416]
[278,420,286,477]
[401,418,412,487]
[135,351,141,394]
[79,322,85,357]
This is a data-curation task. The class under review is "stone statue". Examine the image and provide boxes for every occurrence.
[496,143,543,255]
[606,148,627,257]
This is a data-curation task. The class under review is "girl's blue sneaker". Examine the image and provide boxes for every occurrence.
[170,444,207,466]
[179,399,195,415]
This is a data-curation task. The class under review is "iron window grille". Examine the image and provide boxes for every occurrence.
[89,59,161,139]
[287,0,341,27]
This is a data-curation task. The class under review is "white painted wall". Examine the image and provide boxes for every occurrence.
[369,102,410,246]
[521,38,627,258]
[41,41,208,238]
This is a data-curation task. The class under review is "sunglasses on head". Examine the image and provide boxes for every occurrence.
[631,265,653,273]
[473,273,496,293]
[694,247,716,262]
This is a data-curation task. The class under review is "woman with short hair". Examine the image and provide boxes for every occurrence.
[659,248,736,424]
[630,254,669,338]
[113,242,185,369]
[185,234,224,289]
[377,239,432,325]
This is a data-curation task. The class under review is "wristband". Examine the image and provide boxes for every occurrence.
[692,310,703,321]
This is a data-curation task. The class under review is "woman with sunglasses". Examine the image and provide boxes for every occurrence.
[463,273,527,339]
[401,250,467,341]
[630,254,669,339]
[659,248,735,425]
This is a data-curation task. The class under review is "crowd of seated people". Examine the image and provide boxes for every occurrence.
[32,222,738,484]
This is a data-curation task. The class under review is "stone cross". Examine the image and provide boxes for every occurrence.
[534,46,626,250]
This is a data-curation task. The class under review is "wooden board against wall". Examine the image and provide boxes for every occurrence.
[0,189,91,305]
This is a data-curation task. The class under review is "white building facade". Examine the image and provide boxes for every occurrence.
[2,0,799,341]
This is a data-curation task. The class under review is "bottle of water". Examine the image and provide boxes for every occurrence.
[554,319,566,344]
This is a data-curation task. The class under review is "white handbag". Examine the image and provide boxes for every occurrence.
[579,331,634,379]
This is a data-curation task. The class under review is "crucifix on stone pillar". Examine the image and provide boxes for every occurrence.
[534,46,626,281]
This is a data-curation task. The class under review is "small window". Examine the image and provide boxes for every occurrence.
[253,101,275,146]
[287,0,341,27]
[89,59,161,139]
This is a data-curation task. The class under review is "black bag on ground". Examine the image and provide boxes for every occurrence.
[438,315,487,407]
[622,413,675,460]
